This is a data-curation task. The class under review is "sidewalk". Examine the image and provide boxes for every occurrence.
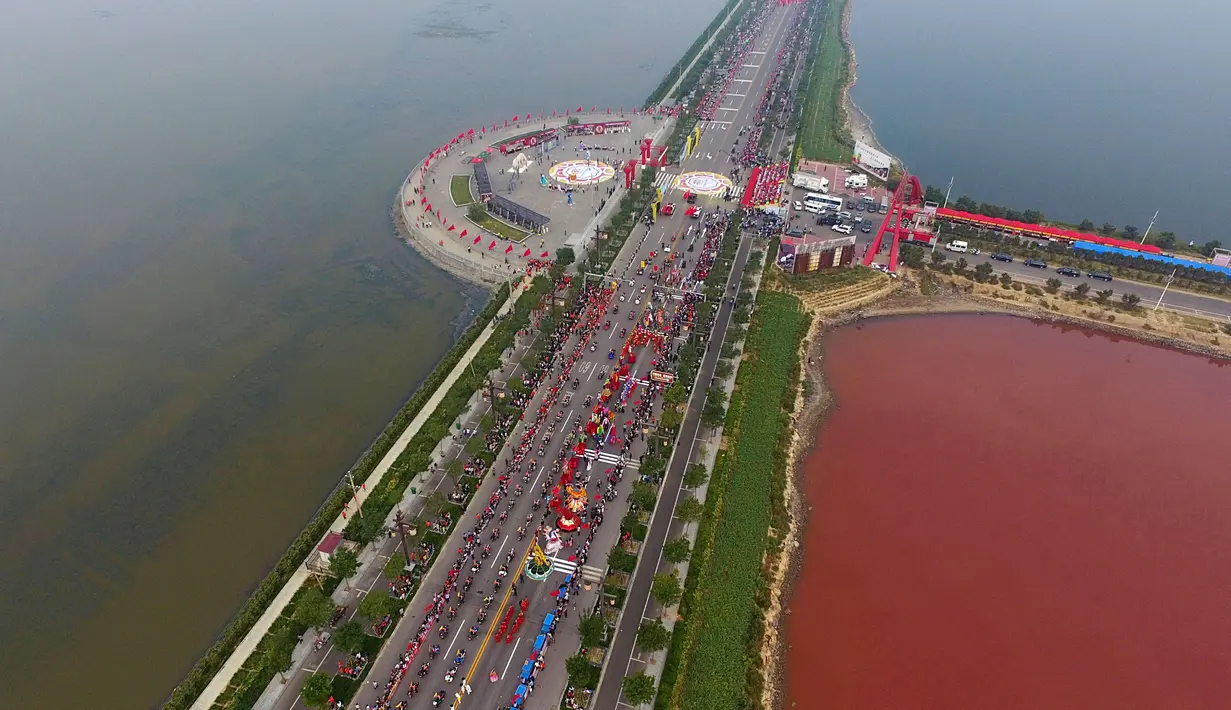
[191,281,529,710]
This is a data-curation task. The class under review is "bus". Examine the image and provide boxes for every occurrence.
[804,193,843,212]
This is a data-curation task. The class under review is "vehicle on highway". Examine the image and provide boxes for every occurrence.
[685,191,697,204]
[945,240,968,253]
[991,252,1013,262]
[832,224,853,235]
[661,203,675,216]
[1087,271,1113,281]
[1056,266,1081,277]
[1025,258,1048,268]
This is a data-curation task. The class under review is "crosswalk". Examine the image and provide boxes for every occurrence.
[653,172,677,191]
[583,449,639,469]
[548,557,605,581]
[728,183,745,200]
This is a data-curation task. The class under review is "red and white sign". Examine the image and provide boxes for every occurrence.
[498,129,558,154]
[564,121,631,137]
[649,370,675,385]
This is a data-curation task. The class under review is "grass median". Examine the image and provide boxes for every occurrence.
[657,289,807,710]
[450,174,474,206]
[798,0,851,162]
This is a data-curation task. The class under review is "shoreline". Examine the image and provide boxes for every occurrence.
[837,0,894,161]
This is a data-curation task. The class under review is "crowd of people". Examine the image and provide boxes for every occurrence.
[741,161,788,208]
[694,0,778,121]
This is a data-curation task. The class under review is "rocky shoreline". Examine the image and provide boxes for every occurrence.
[837,0,894,160]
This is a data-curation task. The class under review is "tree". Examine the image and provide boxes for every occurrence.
[675,496,703,523]
[1202,240,1223,257]
[954,257,969,273]
[359,591,398,621]
[1100,222,1118,235]
[636,618,671,653]
[465,433,485,455]
[622,671,657,706]
[1021,209,1044,224]
[682,463,708,488]
[578,612,606,648]
[701,387,727,428]
[1122,224,1139,240]
[930,251,947,266]
[1073,282,1091,299]
[1154,232,1177,250]
[973,262,994,282]
[423,490,449,517]
[1120,292,1141,309]
[1095,288,1114,305]
[714,359,733,379]
[631,481,659,512]
[663,536,692,564]
[555,246,576,266]
[329,547,359,587]
[263,627,297,681]
[1078,219,1095,231]
[293,587,334,631]
[446,458,464,482]
[651,572,682,607]
[924,185,945,204]
[333,620,368,654]
[1044,278,1062,294]
[566,654,599,687]
[467,203,487,223]
[998,272,1013,288]
[899,244,925,269]
[954,195,978,212]
[300,671,335,709]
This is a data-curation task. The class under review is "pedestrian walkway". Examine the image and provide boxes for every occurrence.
[583,449,639,469]
[653,171,677,191]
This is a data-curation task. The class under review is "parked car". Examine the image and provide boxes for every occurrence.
[1087,271,1113,281]
[840,211,852,221]
[855,202,865,211]
[990,252,1013,262]
[793,200,803,211]
[860,222,872,234]
[853,215,864,224]
[1056,266,1081,277]
[846,200,856,209]
[946,240,969,253]
[1024,258,1048,268]
[832,224,853,235]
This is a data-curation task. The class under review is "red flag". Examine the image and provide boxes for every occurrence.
[607,107,611,114]
[481,126,485,134]
[474,235,482,244]
[505,244,513,254]
[522,248,531,257]
[460,229,468,237]
[565,109,570,116]
[577,105,583,112]
[504,119,508,127]
[591,105,596,112]
[426,203,432,212]
[541,251,549,258]
[489,240,497,250]
[524,114,530,121]
[552,109,557,117]
[512,115,519,122]
[448,224,456,232]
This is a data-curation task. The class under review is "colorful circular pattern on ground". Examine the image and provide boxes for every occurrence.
[549,160,615,185]
[674,171,734,195]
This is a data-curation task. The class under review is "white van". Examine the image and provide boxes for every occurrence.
[946,240,968,253]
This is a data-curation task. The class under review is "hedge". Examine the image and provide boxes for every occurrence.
[163,284,512,709]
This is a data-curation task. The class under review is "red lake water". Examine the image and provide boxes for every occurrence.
[784,314,1231,709]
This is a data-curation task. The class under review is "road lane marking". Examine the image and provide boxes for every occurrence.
[444,617,467,659]
[491,535,509,569]
[501,637,522,679]
[455,543,533,708]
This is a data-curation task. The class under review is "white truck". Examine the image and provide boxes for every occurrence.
[791,172,829,193]
[844,173,868,190]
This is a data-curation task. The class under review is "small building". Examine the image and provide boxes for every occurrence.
[776,232,856,274]
[306,531,351,575]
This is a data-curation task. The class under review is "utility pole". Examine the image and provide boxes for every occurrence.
[1140,210,1159,245]
[942,176,954,209]
[346,471,364,517]
[1154,267,1177,311]
[393,509,413,568]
